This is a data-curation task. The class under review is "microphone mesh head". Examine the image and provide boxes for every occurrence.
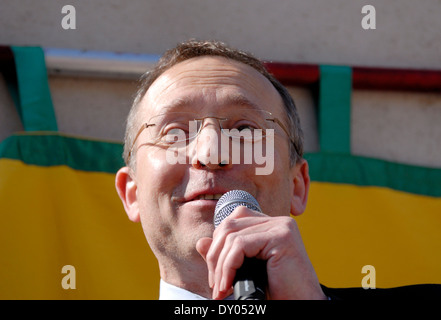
[214,190,262,228]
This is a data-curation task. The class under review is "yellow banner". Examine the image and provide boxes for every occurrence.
[1,159,440,298]
[296,182,441,288]
[0,159,159,299]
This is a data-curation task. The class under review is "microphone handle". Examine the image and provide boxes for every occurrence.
[233,257,267,300]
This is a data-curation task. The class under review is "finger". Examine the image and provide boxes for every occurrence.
[213,230,272,299]
[210,220,267,284]
[209,207,272,299]
[209,207,268,269]
[196,237,212,262]
[213,206,267,238]
[195,237,214,287]
[213,235,246,299]
[207,207,266,293]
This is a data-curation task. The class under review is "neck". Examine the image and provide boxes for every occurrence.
[158,255,212,299]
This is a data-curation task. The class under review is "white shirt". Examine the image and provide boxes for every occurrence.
[160,279,331,300]
[159,279,208,300]
[159,279,234,300]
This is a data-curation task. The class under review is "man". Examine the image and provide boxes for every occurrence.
[114,40,439,300]
[115,39,324,300]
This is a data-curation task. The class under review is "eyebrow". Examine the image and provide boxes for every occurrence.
[159,94,263,113]
[223,94,262,111]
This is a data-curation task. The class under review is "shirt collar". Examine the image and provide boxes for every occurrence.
[159,279,234,300]
[159,279,208,300]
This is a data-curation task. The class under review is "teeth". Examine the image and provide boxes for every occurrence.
[196,193,223,200]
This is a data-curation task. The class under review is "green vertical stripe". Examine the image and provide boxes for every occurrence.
[319,65,352,153]
[11,46,58,132]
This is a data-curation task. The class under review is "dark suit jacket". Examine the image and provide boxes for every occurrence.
[321,284,441,300]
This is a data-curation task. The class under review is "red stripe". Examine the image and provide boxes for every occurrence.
[264,62,441,92]
[352,67,441,91]
[264,62,319,86]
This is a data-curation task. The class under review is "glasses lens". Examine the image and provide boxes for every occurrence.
[145,110,276,144]
[220,110,274,141]
[147,112,195,143]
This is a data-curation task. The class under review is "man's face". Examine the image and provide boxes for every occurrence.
[124,56,302,264]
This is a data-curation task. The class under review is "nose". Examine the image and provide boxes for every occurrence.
[191,119,232,170]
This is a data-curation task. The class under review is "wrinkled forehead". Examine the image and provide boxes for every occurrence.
[138,56,284,120]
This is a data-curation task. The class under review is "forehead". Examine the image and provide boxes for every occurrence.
[140,56,284,118]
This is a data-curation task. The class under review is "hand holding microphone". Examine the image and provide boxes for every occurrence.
[214,190,267,300]
[196,190,326,300]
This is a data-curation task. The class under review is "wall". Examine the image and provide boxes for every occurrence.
[1,0,440,167]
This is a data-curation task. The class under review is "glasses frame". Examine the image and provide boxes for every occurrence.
[127,110,299,162]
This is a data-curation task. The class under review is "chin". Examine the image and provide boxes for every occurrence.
[189,220,214,240]
[181,222,214,253]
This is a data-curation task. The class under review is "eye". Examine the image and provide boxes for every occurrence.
[160,123,190,143]
[225,120,261,142]
[232,120,260,132]
[236,125,253,132]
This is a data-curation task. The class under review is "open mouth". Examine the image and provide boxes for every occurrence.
[193,193,223,201]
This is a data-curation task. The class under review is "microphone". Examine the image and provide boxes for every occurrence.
[214,190,267,300]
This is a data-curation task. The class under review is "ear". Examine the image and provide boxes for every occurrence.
[115,166,140,222]
[290,159,310,216]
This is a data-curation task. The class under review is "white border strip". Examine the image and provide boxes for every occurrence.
[44,48,160,79]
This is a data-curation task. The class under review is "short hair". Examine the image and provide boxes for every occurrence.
[123,39,304,168]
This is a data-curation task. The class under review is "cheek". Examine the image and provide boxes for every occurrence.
[134,149,189,243]
[136,149,187,206]
[254,143,293,215]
